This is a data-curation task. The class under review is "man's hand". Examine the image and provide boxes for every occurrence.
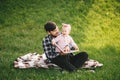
[58,46,70,55]
[74,45,79,51]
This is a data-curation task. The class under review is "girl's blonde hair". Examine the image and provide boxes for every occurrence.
[62,23,71,31]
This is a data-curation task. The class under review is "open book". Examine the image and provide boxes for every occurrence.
[55,44,79,54]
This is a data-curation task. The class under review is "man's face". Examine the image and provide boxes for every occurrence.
[48,26,59,37]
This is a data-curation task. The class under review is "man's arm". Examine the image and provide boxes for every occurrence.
[42,37,59,59]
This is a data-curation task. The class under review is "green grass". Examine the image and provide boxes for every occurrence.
[0,0,120,80]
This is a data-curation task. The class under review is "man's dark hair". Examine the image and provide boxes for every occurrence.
[44,21,56,32]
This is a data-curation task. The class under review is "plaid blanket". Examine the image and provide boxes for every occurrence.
[14,52,103,70]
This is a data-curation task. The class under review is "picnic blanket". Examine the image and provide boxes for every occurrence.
[14,52,103,70]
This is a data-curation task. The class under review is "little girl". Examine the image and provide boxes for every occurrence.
[52,23,79,54]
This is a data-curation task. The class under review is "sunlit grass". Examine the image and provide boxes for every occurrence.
[81,0,120,50]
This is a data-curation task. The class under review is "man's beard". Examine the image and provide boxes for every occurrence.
[52,35,57,38]
[51,32,60,37]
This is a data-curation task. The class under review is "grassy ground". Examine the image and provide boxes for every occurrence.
[0,0,120,80]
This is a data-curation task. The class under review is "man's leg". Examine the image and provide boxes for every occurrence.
[51,54,77,72]
[70,52,88,68]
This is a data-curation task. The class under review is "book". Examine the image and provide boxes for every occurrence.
[55,44,79,53]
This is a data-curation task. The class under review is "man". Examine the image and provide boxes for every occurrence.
[42,21,88,72]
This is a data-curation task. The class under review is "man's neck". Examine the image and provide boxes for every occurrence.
[49,34,57,38]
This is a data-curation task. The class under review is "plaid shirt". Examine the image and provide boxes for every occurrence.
[42,35,59,59]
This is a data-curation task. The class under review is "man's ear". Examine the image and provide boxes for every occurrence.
[62,23,65,26]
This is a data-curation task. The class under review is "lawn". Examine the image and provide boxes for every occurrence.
[0,0,120,80]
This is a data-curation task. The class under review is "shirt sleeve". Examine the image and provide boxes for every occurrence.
[69,36,77,47]
[42,36,59,59]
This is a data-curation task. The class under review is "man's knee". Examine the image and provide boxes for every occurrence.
[79,51,88,59]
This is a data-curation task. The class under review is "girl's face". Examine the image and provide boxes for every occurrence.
[62,28,70,35]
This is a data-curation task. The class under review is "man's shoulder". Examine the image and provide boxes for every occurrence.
[43,35,50,39]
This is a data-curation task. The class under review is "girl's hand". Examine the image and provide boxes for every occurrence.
[52,39,56,46]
